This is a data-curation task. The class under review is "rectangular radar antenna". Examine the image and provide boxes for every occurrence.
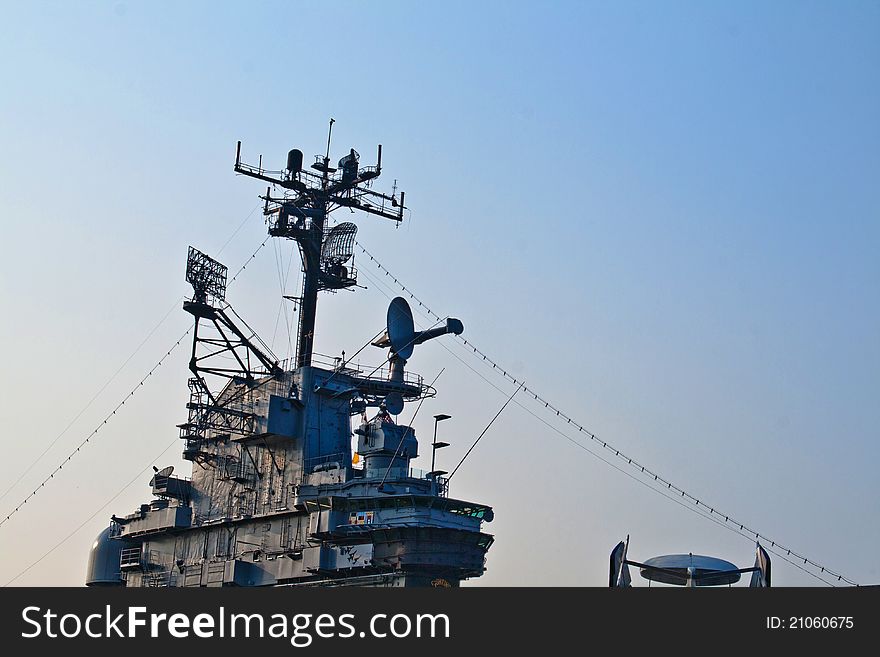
[186,246,227,305]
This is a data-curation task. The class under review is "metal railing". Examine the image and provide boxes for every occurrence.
[119,547,142,570]
[142,571,176,587]
[310,353,424,387]
[301,455,447,496]
[304,452,346,474]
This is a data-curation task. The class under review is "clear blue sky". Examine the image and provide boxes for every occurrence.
[0,0,877,586]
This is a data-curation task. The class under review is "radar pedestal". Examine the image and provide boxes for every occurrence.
[349,296,464,480]
[609,536,772,587]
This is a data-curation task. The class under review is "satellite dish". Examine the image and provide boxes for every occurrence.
[321,223,358,264]
[640,554,741,586]
[387,297,415,360]
[156,466,174,478]
[384,392,404,416]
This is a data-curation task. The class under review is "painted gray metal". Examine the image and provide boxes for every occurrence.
[85,526,130,586]
[88,134,493,588]
[89,305,493,588]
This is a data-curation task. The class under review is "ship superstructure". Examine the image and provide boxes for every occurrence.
[86,125,494,587]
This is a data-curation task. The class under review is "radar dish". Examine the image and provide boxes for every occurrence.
[156,466,174,478]
[321,223,358,264]
[387,297,415,360]
[384,392,404,416]
[640,554,741,586]
[186,246,227,304]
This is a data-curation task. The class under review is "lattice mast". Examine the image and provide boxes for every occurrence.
[181,247,284,461]
[234,119,406,368]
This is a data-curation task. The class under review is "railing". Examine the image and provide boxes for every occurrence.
[364,465,450,498]
[310,353,415,382]
[274,353,428,396]
[142,571,175,587]
[216,454,255,483]
[235,160,285,179]
[406,468,449,497]
[301,456,446,495]
[397,466,449,496]
[304,452,346,474]
[119,547,142,570]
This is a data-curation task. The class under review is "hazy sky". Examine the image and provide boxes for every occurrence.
[1,1,877,587]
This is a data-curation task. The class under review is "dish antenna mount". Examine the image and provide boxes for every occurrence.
[609,537,772,587]
[373,297,464,384]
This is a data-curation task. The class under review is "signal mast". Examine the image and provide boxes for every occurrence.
[234,119,405,368]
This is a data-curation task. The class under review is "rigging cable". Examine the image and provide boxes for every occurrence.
[217,202,261,256]
[448,381,523,480]
[3,437,180,587]
[0,296,183,505]
[357,263,844,586]
[0,234,273,530]
[378,368,445,489]
[0,331,191,530]
[270,236,297,361]
[355,255,846,586]
[354,241,859,586]
[319,316,447,398]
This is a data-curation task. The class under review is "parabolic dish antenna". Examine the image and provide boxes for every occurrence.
[156,466,174,478]
[387,296,416,360]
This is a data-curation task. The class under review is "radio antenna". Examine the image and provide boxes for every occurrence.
[325,118,335,165]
